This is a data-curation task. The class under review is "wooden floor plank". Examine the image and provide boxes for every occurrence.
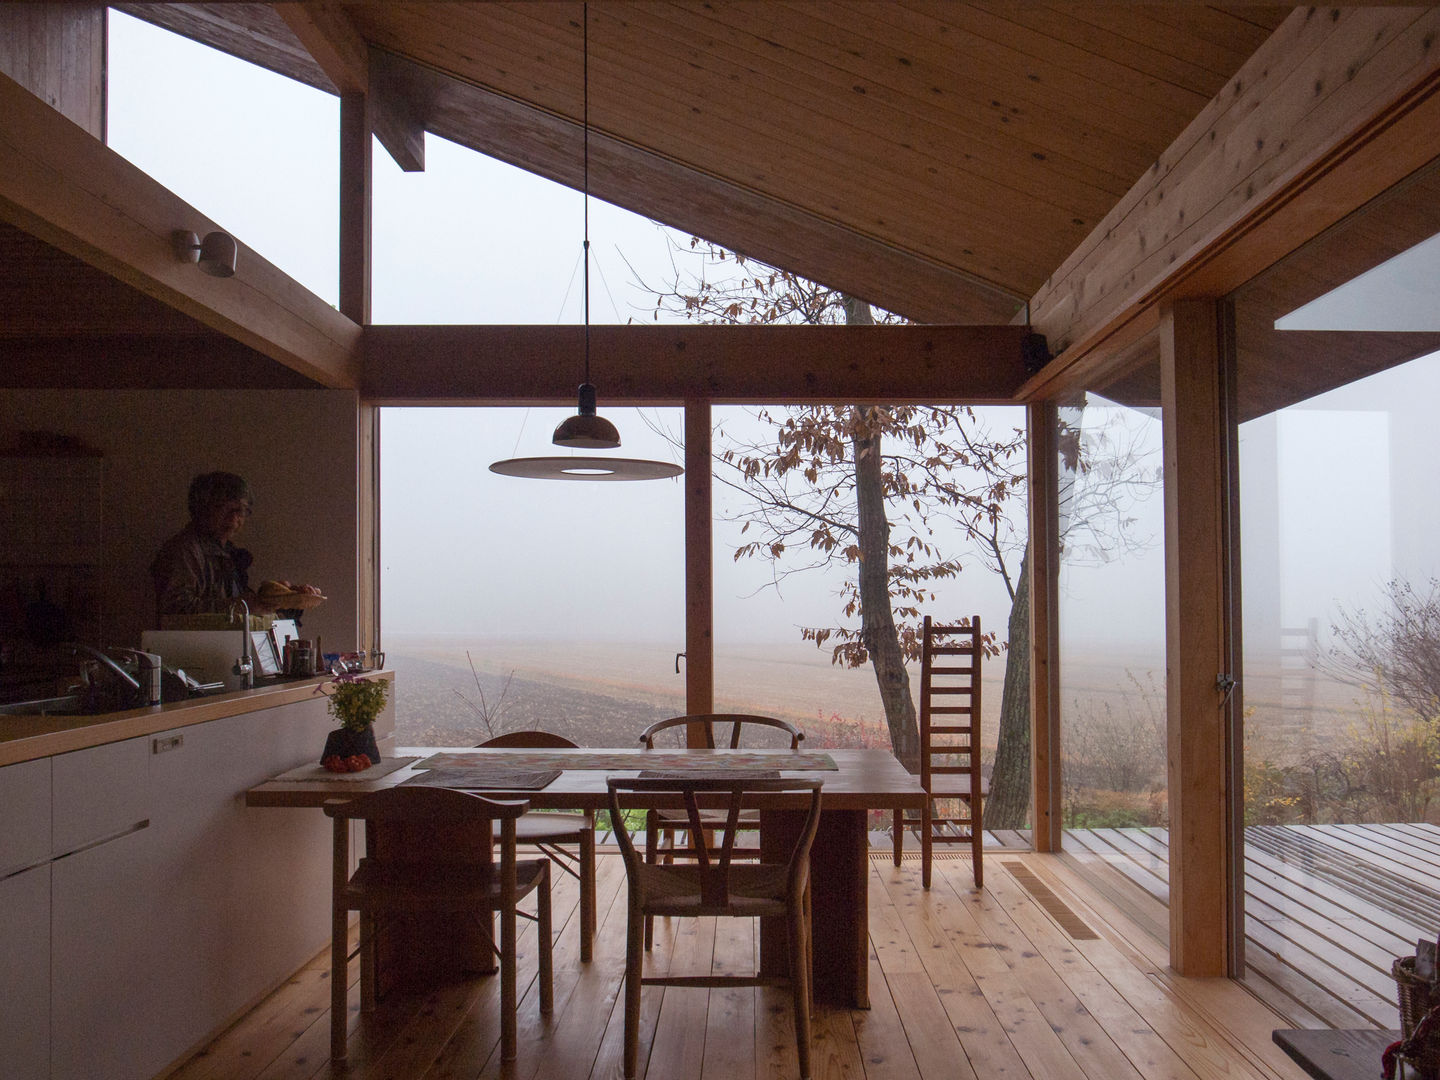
[169,834,1426,1080]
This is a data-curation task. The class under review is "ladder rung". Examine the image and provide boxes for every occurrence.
[928,665,975,675]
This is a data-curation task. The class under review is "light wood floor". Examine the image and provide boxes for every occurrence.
[165,851,1314,1080]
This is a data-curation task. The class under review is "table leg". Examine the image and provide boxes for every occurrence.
[760,808,869,1008]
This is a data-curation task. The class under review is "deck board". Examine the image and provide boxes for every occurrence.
[1058,823,1419,1031]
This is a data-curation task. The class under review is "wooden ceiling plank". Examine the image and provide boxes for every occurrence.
[1048,6,1281,84]
[0,69,360,388]
[882,3,1210,130]
[1026,7,1440,373]
[973,5,1235,97]
[741,3,1157,187]
[361,323,1033,405]
[639,2,1139,199]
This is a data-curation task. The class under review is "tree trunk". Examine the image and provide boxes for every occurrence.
[984,548,1031,829]
[844,297,919,768]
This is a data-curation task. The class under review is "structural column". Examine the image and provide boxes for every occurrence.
[340,92,377,655]
[1027,401,1062,852]
[1160,299,1235,976]
[684,399,714,729]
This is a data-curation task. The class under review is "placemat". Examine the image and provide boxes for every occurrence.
[637,769,782,780]
[415,750,838,772]
[401,767,562,791]
[271,755,418,783]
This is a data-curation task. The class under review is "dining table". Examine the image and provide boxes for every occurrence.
[246,744,927,1008]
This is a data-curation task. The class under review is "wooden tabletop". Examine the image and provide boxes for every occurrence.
[1271,1028,1399,1080]
[246,746,926,812]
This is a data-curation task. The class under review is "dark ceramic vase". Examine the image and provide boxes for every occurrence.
[321,726,381,764]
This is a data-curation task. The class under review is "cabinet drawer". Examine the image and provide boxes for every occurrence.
[52,737,149,854]
[0,757,50,875]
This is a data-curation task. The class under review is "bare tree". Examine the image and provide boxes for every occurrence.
[640,240,1024,773]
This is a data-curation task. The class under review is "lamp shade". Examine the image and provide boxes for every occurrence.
[552,383,620,448]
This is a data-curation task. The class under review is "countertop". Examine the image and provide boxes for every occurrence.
[0,669,394,767]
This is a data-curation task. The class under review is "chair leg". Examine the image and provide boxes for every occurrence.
[789,885,814,1080]
[892,808,903,866]
[643,812,658,950]
[921,799,933,890]
[359,910,377,1011]
[330,903,349,1062]
[580,824,596,963]
[624,901,645,1080]
[501,896,517,1062]
[971,797,984,890]
[538,862,554,1014]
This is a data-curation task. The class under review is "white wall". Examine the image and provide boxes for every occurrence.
[1,388,360,652]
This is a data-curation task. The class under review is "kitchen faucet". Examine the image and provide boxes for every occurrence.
[229,598,254,689]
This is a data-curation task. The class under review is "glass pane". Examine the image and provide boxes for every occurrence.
[1057,368,1167,835]
[106,12,339,304]
[379,406,685,747]
[1233,160,1440,1027]
[709,402,1032,835]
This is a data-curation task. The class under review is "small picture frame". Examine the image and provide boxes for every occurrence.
[250,630,281,677]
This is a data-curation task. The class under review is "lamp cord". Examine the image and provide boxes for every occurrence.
[583,1,591,385]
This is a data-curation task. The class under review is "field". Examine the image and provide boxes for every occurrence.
[386,633,1007,751]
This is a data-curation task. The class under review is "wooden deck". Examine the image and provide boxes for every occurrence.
[166,852,1312,1080]
[1061,824,1436,1031]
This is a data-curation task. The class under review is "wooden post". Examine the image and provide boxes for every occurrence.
[339,91,375,655]
[339,92,372,325]
[1027,401,1062,852]
[684,399,714,728]
[1160,299,1233,976]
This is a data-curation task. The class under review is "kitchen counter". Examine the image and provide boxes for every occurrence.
[0,669,394,766]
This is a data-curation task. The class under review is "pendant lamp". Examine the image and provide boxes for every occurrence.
[490,3,682,482]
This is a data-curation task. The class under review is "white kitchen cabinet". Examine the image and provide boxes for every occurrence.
[50,822,157,1080]
[143,699,333,1060]
[51,735,149,853]
[0,862,51,1080]
[0,757,50,874]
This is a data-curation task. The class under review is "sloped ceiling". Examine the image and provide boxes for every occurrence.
[121,2,1288,325]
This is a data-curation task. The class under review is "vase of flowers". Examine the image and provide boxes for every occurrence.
[318,672,388,765]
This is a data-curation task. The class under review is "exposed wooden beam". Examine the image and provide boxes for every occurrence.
[1027,7,1440,393]
[0,70,360,388]
[271,5,425,172]
[1161,299,1232,977]
[361,324,1031,405]
[273,2,366,94]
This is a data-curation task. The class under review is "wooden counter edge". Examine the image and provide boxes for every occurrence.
[0,670,394,767]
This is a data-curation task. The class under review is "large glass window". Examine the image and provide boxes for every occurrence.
[380,406,685,746]
[1232,162,1440,1026]
[1056,367,1167,838]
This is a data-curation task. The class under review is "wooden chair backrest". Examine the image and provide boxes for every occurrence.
[638,713,804,750]
[478,730,579,749]
[919,615,982,791]
[607,777,823,905]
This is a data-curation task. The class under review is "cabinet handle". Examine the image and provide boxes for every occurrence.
[153,734,184,754]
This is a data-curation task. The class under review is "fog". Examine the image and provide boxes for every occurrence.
[107,13,1025,652]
